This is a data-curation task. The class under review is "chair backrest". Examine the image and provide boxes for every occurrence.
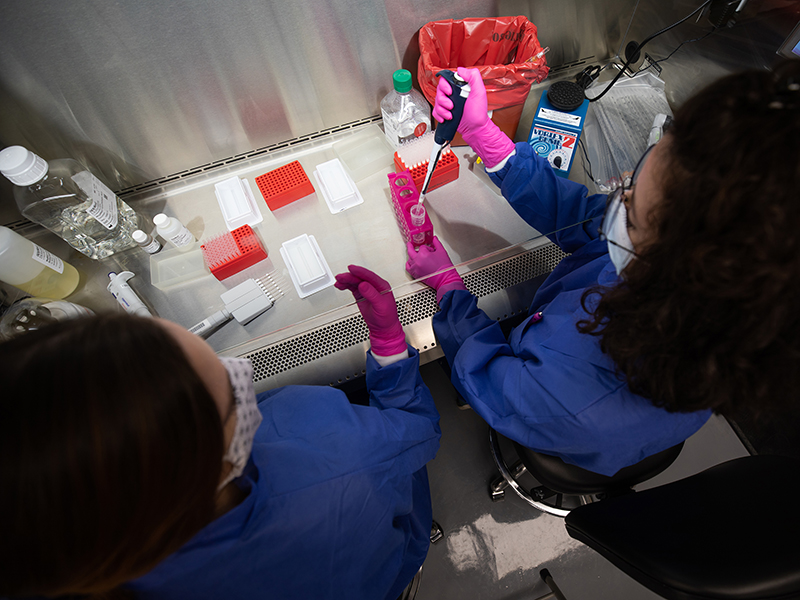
[564,455,800,600]
[513,441,684,495]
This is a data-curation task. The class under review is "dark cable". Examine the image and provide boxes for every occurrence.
[578,137,594,182]
[638,27,718,72]
[589,0,712,103]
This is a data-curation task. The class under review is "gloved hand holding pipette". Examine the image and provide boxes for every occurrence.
[432,67,516,170]
[419,70,470,198]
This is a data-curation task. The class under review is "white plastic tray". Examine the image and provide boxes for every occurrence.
[214,176,263,230]
[313,158,364,214]
[279,234,335,298]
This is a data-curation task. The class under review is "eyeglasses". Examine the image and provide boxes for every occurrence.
[598,144,655,257]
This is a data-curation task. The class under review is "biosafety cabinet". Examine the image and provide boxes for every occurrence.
[0,0,797,390]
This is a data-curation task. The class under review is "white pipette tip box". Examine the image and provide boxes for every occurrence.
[214,175,263,230]
[313,158,364,214]
[279,234,335,298]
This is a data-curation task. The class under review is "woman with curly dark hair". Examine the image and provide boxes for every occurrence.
[407,60,800,476]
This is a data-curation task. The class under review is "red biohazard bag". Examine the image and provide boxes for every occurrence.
[418,16,549,143]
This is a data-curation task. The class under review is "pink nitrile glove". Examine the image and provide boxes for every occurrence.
[334,265,407,357]
[405,237,467,303]
[432,67,516,169]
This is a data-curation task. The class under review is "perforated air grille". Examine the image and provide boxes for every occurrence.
[464,242,568,298]
[245,242,568,383]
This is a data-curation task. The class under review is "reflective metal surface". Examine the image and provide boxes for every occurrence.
[2,0,797,227]
[0,0,627,223]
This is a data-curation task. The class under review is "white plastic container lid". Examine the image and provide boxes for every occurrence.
[313,159,364,214]
[279,234,334,298]
[214,176,263,230]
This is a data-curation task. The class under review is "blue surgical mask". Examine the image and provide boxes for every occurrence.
[218,357,262,489]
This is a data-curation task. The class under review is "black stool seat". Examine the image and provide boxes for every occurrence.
[565,455,800,600]
[514,441,684,496]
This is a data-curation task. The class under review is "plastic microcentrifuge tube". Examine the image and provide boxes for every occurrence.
[409,203,426,227]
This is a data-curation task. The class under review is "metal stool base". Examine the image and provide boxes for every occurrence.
[489,429,594,518]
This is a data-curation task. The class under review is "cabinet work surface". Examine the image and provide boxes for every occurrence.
[11,121,578,392]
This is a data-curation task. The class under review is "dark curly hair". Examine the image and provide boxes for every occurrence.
[578,59,800,422]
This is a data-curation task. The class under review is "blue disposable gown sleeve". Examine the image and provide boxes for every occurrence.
[488,143,608,254]
[254,345,441,494]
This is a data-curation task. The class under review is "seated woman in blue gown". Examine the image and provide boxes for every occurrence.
[407,60,800,476]
[0,266,440,600]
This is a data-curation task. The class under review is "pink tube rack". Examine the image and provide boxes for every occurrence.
[387,171,433,247]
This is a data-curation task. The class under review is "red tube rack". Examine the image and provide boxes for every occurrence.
[201,224,268,281]
[393,149,459,193]
[388,171,433,247]
[255,161,315,211]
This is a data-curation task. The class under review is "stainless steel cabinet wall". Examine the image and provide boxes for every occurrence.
[0,0,795,224]
[0,0,633,213]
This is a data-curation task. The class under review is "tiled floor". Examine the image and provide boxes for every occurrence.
[414,360,749,600]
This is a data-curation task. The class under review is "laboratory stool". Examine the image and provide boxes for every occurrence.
[534,454,800,600]
[488,428,683,517]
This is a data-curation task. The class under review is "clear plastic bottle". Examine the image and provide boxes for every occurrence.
[381,69,432,150]
[0,146,140,260]
[154,213,196,251]
[0,225,81,299]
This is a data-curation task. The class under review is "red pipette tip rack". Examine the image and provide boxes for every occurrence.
[387,171,433,247]
[201,224,268,281]
[393,148,459,193]
[255,160,315,211]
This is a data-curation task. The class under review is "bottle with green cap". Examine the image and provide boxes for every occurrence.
[380,69,431,150]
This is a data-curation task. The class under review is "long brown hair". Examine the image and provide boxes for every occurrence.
[578,59,800,421]
[0,314,225,597]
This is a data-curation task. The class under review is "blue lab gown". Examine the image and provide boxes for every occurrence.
[433,143,710,476]
[127,347,440,600]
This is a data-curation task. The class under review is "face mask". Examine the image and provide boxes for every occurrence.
[603,193,636,275]
[217,357,262,489]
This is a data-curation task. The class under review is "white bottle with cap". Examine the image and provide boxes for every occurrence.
[0,225,80,299]
[132,229,162,254]
[154,213,195,251]
[0,145,140,260]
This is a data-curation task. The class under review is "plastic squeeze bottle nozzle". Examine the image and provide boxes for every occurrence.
[154,213,195,251]
[0,225,80,299]
[0,146,140,260]
[380,69,432,150]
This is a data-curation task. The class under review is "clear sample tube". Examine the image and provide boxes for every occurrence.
[409,203,426,227]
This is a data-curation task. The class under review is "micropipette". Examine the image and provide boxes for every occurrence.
[107,271,153,317]
[419,70,471,202]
